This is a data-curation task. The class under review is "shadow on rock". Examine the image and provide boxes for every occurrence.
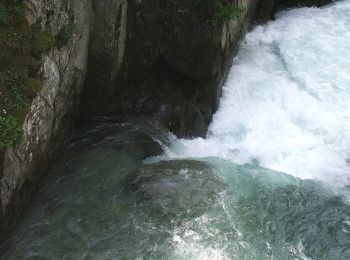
[68,118,168,159]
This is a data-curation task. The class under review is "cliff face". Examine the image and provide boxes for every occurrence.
[257,0,332,23]
[0,0,91,236]
[274,0,331,8]
[82,0,260,138]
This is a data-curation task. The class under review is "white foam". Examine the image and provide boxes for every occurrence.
[168,1,350,186]
[169,215,231,260]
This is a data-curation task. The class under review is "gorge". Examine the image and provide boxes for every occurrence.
[1,0,350,259]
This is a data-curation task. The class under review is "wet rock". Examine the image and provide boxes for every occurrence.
[1,0,91,238]
[83,131,163,159]
[68,121,165,159]
[110,136,163,159]
[257,0,276,23]
[81,0,260,138]
[274,0,331,9]
[257,0,332,24]
[124,160,225,216]
[161,103,208,138]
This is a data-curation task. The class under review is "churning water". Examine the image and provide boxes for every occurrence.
[1,1,350,259]
[169,1,350,186]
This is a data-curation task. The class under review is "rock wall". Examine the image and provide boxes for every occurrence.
[0,0,91,237]
[82,0,261,138]
[257,0,332,23]
[274,0,331,9]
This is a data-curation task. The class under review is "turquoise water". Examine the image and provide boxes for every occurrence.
[2,1,350,259]
[1,122,349,259]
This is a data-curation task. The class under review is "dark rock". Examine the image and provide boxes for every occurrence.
[80,126,164,159]
[257,0,332,23]
[159,1,222,80]
[0,150,3,179]
[160,103,208,138]
[274,0,331,10]
[257,0,276,23]
[81,0,260,138]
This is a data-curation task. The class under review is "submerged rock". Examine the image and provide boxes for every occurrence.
[124,160,225,216]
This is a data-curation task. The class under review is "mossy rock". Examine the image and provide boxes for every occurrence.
[56,23,75,49]
[0,0,55,149]
[0,115,22,148]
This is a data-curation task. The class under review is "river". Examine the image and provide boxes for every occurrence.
[1,1,350,259]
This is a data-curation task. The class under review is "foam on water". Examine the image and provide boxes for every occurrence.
[168,1,350,185]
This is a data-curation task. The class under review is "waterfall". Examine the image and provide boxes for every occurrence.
[168,1,350,187]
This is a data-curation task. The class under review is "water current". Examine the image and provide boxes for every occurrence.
[1,2,350,259]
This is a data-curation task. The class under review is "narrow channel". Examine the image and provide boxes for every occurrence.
[1,1,350,259]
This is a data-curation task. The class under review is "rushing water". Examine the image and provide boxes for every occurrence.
[2,2,350,259]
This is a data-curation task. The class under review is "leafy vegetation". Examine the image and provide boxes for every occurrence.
[214,0,244,22]
[0,115,22,148]
[0,0,54,149]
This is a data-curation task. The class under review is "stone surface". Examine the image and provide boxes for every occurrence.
[161,103,208,138]
[69,120,165,159]
[0,0,91,237]
[81,0,261,138]
[274,0,331,9]
[257,0,332,23]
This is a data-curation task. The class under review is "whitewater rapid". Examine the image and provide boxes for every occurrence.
[168,1,350,186]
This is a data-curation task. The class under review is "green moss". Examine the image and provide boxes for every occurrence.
[168,0,243,26]
[56,23,75,49]
[0,0,55,149]
[0,115,22,148]
[214,1,244,22]
[0,2,7,22]
[0,0,23,24]
[31,25,56,55]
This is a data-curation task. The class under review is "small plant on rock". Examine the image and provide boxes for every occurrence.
[0,0,54,148]
[213,0,244,24]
